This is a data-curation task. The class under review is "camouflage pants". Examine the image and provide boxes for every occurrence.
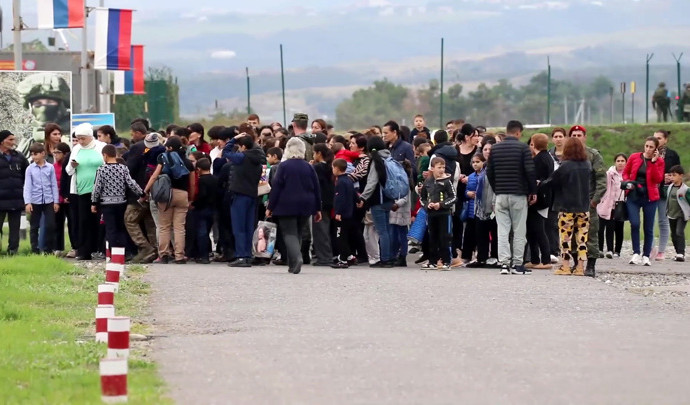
[656,107,669,122]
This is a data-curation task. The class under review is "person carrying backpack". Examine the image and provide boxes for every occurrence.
[141,136,195,264]
[358,136,408,268]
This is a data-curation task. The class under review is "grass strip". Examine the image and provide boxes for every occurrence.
[0,256,170,404]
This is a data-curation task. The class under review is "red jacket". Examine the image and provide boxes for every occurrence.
[622,152,665,201]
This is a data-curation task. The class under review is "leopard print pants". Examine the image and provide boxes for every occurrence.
[559,212,590,261]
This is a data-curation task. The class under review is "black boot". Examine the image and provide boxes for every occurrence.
[585,258,596,278]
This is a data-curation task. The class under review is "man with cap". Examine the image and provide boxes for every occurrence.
[652,82,671,122]
[122,123,158,263]
[290,113,314,162]
[0,130,30,254]
[568,125,606,277]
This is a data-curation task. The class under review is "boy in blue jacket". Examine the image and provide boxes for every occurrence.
[331,159,358,269]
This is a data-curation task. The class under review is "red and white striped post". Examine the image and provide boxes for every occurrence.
[98,284,115,306]
[105,247,125,291]
[107,317,130,359]
[95,305,115,343]
[105,241,111,263]
[100,358,128,403]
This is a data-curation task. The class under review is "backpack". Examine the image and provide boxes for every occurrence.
[151,173,172,207]
[160,152,190,180]
[382,156,409,199]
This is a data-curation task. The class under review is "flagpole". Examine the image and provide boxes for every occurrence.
[99,0,110,113]
[80,6,89,113]
[12,0,22,70]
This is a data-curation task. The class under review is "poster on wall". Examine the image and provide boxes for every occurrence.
[0,71,72,157]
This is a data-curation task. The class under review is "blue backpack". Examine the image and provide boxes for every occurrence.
[160,152,190,180]
[382,157,409,199]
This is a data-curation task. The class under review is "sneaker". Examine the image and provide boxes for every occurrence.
[673,254,685,262]
[228,258,251,267]
[500,265,510,275]
[420,263,436,270]
[408,246,420,254]
[174,259,187,265]
[605,251,613,259]
[153,255,171,264]
[550,255,559,264]
[511,265,531,275]
[487,258,498,266]
[331,261,349,269]
[642,256,651,266]
[414,255,428,264]
[613,253,620,258]
[369,261,393,268]
[438,264,451,271]
[629,254,641,265]
[655,252,665,261]
[465,260,486,268]
[599,252,605,258]
[65,249,77,258]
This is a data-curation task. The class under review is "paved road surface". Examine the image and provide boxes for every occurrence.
[147,259,690,404]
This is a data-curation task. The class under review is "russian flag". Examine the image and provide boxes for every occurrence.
[93,8,133,70]
[37,0,85,29]
[113,45,145,95]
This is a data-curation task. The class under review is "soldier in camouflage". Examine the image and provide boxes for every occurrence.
[652,82,671,122]
[681,84,690,122]
[16,73,71,156]
[568,125,606,277]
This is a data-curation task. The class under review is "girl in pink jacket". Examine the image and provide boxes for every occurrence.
[597,154,627,258]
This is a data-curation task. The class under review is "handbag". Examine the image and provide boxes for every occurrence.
[612,190,627,222]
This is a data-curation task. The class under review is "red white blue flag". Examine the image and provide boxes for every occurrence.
[113,45,145,95]
[37,0,85,29]
[94,8,133,70]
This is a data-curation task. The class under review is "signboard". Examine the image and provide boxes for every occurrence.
[0,71,72,157]
[72,113,115,129]
[0,60,37,70]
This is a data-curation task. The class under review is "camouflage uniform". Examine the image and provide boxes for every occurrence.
[681,85,690,122]
[652,83,671,122]
[16,73,71,156]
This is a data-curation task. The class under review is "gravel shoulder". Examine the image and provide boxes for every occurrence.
[146,256,690,405]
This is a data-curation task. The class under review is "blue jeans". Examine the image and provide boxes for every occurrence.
[389,224,408,259]
[370,203,393,262]
[230,194,257,259]
[626,195,657,256]
[193,207,214,259]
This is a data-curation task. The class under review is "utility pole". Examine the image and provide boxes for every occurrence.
[12,0,21,70]
[673,53,683,122]
[280,44,286,127]
[439,37,444,129]
[246,67,251,115]
[645,53,653,123]
[547,56,551,125]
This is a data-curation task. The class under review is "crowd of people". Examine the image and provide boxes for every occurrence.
[0,113,687,276]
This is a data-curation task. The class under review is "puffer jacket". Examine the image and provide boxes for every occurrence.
[596,166,625,220]
[0,150,30,210]
[486,137,537,196]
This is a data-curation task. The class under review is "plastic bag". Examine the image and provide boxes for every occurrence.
[252,221,277,258]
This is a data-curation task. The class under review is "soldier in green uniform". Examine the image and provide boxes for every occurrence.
[652,82,671,122]
[681,84,690,122]
[568,125,606,277]
[16,73,71,156]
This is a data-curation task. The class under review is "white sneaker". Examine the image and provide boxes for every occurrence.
[673,254,685,262]
[642,256,651,266]
[550,255,559,264]
[613,253,620,258]
[629,254,641,265]
[605,251,613,259]
[487,258,498,265]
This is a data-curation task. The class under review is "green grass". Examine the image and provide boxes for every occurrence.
[0,256,170,404]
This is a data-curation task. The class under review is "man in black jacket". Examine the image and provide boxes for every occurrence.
[0,130,29,255]
[486,121,537,275]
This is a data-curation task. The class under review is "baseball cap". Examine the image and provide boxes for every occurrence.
[292,113,308,122]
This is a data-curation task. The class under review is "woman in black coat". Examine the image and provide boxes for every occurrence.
[525,133,554,269]
[544,138,592,276]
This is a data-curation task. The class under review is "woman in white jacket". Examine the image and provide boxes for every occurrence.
[65,123,106,260]
[596,154,627,258]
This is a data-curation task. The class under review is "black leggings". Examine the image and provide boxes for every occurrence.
[598,217,624,254]
[527,210,551,265]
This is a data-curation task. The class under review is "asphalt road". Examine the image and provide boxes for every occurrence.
[147,259,690,405]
